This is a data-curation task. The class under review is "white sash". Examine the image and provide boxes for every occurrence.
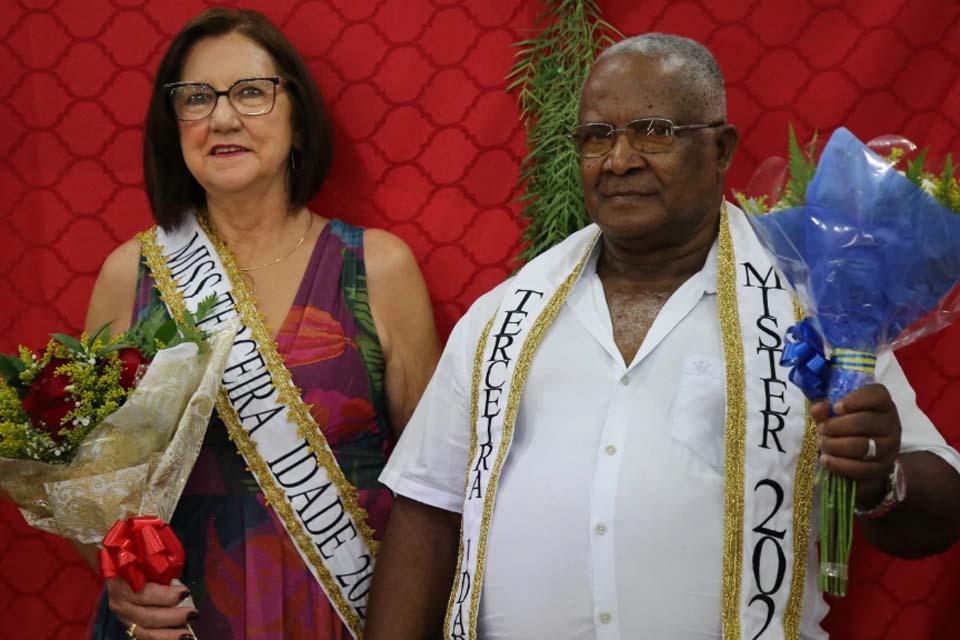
[445,203,818,640]
[444,223,600,639]
[721,204,818,640]
[138,215,376,638]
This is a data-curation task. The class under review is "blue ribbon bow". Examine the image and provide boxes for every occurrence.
[780,318,831,401]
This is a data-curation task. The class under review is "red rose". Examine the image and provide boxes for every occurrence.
[21,358,75,441]
[116,348,148,390]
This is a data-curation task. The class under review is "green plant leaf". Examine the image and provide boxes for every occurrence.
[50,333,85,354]
[782,124,817,208]
[0,354,26,386]
[195,294,219,323]
[937,154,955,211]
[508,0,621,263]
[86,322,113,348]
[96,343,134,356]
[905,148,929,186]
[155,319,179,345]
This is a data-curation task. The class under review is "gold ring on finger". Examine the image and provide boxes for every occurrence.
[126,623,137,639]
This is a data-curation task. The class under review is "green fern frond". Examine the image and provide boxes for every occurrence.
[509,0,621,263]
[781,124,817,208]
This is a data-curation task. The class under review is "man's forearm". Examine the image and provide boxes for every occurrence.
[366,495,461,639]
[858,451,960,557]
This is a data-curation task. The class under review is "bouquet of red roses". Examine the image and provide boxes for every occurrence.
[0,299,235,615]
[1,317,169,464]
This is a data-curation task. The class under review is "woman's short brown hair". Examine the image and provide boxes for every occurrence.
[143,8,332,229]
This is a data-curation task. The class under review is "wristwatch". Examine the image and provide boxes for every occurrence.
[854,458,906,519]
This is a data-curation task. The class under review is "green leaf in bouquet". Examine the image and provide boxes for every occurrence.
[937,154,960,214]
[179,294,218,354]
[781,124,818,208]
[51,333,86,355]
[194,293,218,323]
[126,307,179,357]
[95,342,136,357]
[140,310,174,348]
[121,294,217,360]
[153,318,179,346]
[904,148,928,187]
[86,322,112,349]
[0,354,26,389]
[172,320,205,352]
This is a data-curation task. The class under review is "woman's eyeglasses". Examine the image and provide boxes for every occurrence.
[164,76,285,121]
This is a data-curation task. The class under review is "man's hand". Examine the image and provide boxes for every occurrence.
[811,383,901,508]
[811,382,960,557]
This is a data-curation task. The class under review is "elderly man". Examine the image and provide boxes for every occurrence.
[365,34,960,639]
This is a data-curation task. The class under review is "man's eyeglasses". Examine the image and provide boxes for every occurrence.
[570,117,726,158]
[165,76,285,121]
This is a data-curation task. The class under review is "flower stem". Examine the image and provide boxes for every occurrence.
[819,470,855,596]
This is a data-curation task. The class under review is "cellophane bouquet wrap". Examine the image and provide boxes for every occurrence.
[0,326,234,543]
[744,127,960,595]
[0,304,235,638]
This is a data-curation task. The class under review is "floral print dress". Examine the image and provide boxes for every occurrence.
[92,219,394,639]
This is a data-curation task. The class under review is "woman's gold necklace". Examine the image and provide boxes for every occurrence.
[238,212,313,272]
[235,212,313,293]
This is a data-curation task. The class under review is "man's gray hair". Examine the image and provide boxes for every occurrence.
[598,33,726,121]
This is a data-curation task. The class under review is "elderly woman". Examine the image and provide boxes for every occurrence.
[86,8,439,640]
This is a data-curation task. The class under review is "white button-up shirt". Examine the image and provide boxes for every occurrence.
[381,240,960,639]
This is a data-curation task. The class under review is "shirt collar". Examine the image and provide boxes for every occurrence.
[699,235,719,295]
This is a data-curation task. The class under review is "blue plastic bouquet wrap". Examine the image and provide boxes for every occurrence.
[747,127,960,595]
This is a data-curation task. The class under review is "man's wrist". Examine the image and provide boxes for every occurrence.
[855,477,887,510]
[854,458,907,519]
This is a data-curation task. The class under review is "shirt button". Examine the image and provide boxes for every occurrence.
[605,445,617,456]
[619,374,629,385]
[594,523,607,536]
[599,612,612,624]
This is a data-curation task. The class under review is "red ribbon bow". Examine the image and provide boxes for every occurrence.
[99,516,185,592]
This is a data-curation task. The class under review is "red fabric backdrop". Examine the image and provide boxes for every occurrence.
[1,0,959,637]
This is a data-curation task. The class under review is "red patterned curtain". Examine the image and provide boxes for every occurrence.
[1,1,958,638]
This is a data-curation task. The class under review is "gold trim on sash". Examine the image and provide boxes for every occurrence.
[444,203,817,639]
[718,207,817,639]
[448,232,599,638]
[782,302,818,639]
[138,222,376,638]
[718,203,747,640]
[468,240,596,636]
[443,316,495,639]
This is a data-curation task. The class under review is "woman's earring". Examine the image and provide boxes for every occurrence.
[290,150,298,171]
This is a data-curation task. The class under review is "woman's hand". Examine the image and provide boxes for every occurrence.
[106,578,196,640]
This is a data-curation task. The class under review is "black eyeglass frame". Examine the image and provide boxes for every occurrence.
[164,76,286,121]
[569,117,726,157]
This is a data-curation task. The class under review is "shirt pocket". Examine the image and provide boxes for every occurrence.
[669,354,727,475]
